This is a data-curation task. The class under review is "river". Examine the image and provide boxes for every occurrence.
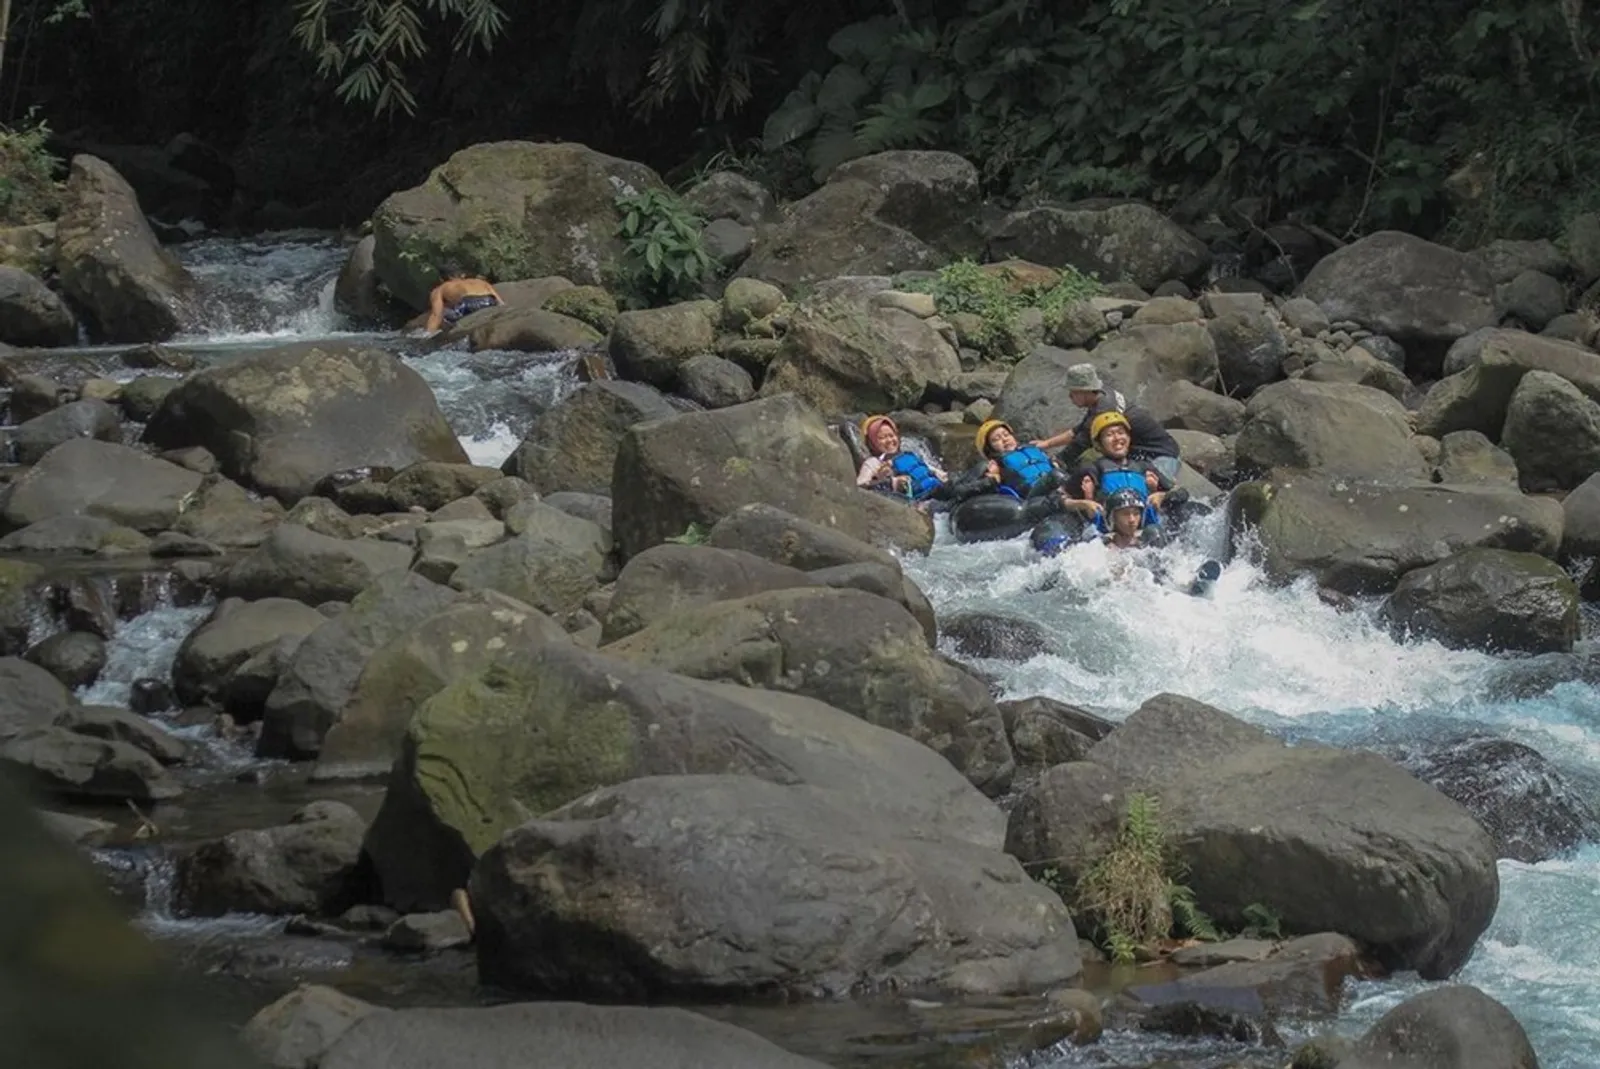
[40,231,1600,1067]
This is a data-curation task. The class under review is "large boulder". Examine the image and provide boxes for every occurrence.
[601,543,815,643]
[243,985,387,1069]
[258,572,461,760]
[0,265,77,346]
[0,656,74,740]
[705,501,900,573]
[174,801,366,917]
[1382,733,1600,864]
[759,297,960,415]
[986,202,1211,290]
[171,597,328,707]
[1234,379,1429,479]
[0,440,202,534]
[1,727,181,804]
[608,300,719,388]
[217,525,413,606]
[1340,985,1538,1069]
[52,155,194,342]
[142,343,467,503]
[447,527,606,617]
[472,774,1079,997]
[371,141,665,309]
[1499,369,1600,493]
[1206,306,1286,394]
[502,380,677,495]
[611,393,933,559]
[1298,231,1496,372]
[736,151,983,291]
[1561,470,1600,558]
[1088,694,1499,979]
[318,1002,831,1069]
[9,399,123,466]
[314,591,569,781]
[1382,548,1578,654]
[362,640,1005,911]
[604,587,1014,795]
[1242,476,1564,595]
[1415,328,1600,439]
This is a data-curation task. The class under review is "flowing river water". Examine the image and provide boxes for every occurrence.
[23,232,1600,1067]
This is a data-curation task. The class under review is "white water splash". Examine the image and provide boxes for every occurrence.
[173,233,360,343]
[406,347,579,466]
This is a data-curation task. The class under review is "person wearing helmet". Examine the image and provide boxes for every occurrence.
[857,415,990,509]
[976,418,1072,499]
[1073,410,1189,526]
[1101,488,1159,549]
[1033,363,1181,480]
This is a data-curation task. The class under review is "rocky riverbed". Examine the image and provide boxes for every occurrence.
[3,141,1597,1069]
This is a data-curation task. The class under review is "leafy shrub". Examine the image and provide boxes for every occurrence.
[613,188,718,308]
[0,113,64,227]
[1072,792,1217,963]
[902,258,1102,359]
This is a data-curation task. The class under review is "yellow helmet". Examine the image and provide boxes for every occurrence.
[860,415,896,442]
[976,419,1013,453]
[1089,410,1131,442]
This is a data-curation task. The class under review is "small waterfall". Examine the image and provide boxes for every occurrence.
[172,232,356,342]
[409,347,582,468]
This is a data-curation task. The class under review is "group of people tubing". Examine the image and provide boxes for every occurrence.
[855,363,1220,590]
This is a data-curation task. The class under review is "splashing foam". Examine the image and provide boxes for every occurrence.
[904,516,1499,723]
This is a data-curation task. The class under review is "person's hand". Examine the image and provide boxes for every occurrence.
[1030,438,1051,450]
[984,461,1001,481]
[891,475,910,493]
[1149,491,1167,509]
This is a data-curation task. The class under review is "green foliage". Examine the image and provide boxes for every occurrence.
[665,521,712,545]
[760,0,1600,242]
[1071,792,1217,964]
[1240,901,1284,941]
[901,258,1102,359]
[292,0,507,116]
[0,113,64,227]
[613,187,718,308]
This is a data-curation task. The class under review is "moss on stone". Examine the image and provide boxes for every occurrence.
[544,285,620,333]
[408,660,639,855]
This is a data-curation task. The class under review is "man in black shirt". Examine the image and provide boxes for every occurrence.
[1032,362,1183,482]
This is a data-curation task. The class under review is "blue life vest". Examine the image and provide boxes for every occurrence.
[889,451,942,499]
[998,445,1055,494]
[1096,467,1149,500]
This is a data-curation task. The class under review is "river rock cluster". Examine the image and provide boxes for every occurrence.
[0,141,1575,1066]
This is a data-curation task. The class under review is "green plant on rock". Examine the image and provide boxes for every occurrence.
[1239,901,1284,941]
[0,112,64,227]
[613,187,718,309]
[1072,792,1217,964]
[902,258,1103,360]
[665,521,712,545]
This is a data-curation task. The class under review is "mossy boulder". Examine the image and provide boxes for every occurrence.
[608,299,720,387]
[1382,548,1579,654]
[370,141,665,310]
[542,285,619,333]
[604,587,1014,795]
[361,639,1006,911]
[0,559,44,656]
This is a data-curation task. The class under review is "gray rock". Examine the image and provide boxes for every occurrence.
[175,801,366,916]
[503,380,678,496]
[1088,694,1498,979]
[0,439,202,533]
[1497,269,1567,331]
[319,1002,831,1069]
[1383,548,1578,654]
[678,353,755,408]
[471,774,1078,997]
[1341,985,1537,1069]
[1499,369,1600,493]
[54,705,188,765]
[601,542,814,643]
[218,525,413,606]
[172,596,328,707]
[243,984,387,1069]
[10,398,122,466]
[0,657,76,740]
[0,265,77,346]
[382,911,471,953]
[24,631,107,689]
[1,726,182,803]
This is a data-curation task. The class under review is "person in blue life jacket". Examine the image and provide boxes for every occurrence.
[1071,410,1191,531]
[856,415,989,510]
[975,419,1072,498]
